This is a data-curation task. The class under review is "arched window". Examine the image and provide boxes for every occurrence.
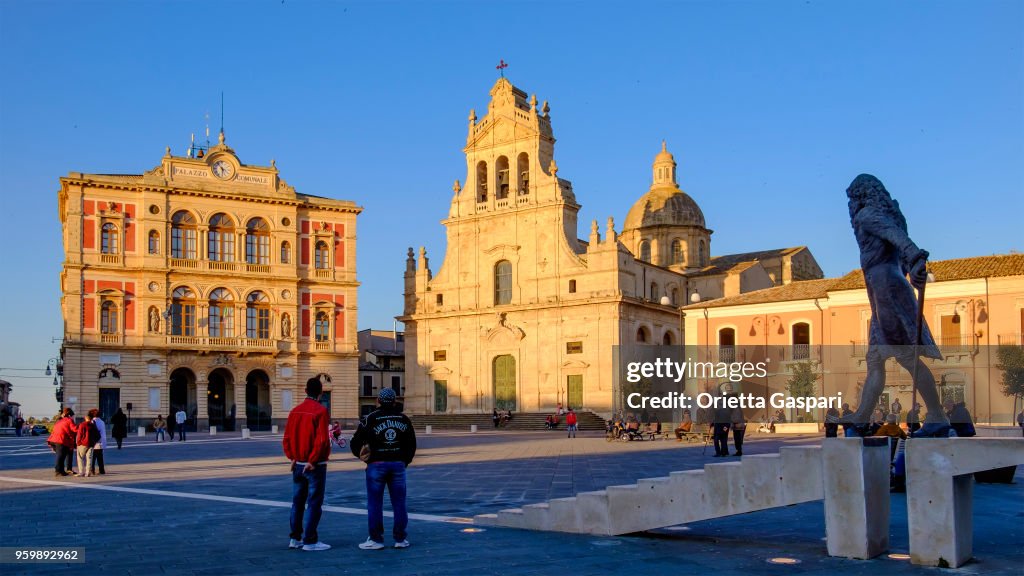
[170,286,197,336]
[517,152,530,195]
[101,223,119,254]
[718,327,736,362]
[494,260,512,305]
[315,311,330,342]
[639,240,651,263]
[650,282,659,300]
[663,331,674,346]
[148,230,160,255]
[280,241,291,264]
[207,213,235,262]
[636,326,649,343]
[670,288,679,306]
[671,239,683,265]
[208,288,234,338]
[246,291,270,339]
[496,156,510,199]
[792,322,811,360]
[171,211,198,259]
[314,241,330,269]
[698,240,706,267]
[100,301,118,334]
[245,217,270,264]
[476,161,488,202]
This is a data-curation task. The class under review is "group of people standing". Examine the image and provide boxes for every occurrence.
[710,384,746,457]
[151,407,188,442]
[47,407,112,477]
[283,378,417,552]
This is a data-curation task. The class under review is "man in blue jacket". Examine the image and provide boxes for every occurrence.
[350,387,417,550]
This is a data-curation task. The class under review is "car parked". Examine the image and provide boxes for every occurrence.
[31,424,49,436]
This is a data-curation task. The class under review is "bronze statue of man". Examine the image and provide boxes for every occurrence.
[845,174,949,433]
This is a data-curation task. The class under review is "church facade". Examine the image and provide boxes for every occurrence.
[399,78,821,417]
[57,133,361,430]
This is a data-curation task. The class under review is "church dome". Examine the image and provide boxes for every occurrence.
[623,187,706,230]
[624,141,706,230]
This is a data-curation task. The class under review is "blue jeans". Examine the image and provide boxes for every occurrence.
[155,429,165,442]
[290,463,327,544]
[366,461,408,543]
[178,425,186,441]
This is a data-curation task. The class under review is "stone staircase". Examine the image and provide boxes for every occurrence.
[411,411,607,432]
[474,446,823,535]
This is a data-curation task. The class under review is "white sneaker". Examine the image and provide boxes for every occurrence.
[302,542,331,551]
[288,539,303,549]
[358,538,385,550]
[393,539,410,548]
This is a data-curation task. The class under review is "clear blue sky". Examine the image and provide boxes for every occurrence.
[1,1,1021,417]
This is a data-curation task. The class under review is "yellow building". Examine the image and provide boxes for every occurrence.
[57,133,361,430]
[682,254,1024,424]
[399,78,821,418]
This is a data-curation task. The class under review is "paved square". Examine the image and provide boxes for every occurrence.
[1,430,1021,574]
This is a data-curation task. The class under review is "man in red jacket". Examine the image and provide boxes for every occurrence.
[282,377,331,551]
[48,408,77,477]
[566,408,578,439]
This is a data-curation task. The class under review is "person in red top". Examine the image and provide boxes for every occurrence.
[282,377,332,551]
[566,407,578,439]
[75,411,100,477]
[48,408,77,477]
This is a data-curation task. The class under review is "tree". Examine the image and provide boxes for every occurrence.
[996,345,1024,421]
[786,361,820,423]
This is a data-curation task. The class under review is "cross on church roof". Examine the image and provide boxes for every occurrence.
[496,59,508,77]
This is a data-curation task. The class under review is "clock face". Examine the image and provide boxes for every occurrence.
[211,160,234,179]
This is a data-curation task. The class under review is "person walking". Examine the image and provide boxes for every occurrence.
[712,386,732,457]
[905,403,922,435]
[48,408,77,477]
[566,407,578,439]
[890,398,903,424]
[282,377,332,551]
[111,408,128,449]
[153,415,167,442]
[350,388,416,550]
[75,411,100,477]
[91,409,107,475]
[730,401,746,457]
[175,407,187,442]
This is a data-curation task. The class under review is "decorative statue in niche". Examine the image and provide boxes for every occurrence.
[281,313,291,338]
[844,174,949,435]
[149,307,160,333]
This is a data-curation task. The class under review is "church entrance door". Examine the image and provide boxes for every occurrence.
[567,375,583,410]
[493,355,516,412]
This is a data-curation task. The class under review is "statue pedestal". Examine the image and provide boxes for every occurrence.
[823,437,891,559]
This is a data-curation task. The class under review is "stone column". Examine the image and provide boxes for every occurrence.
[195,378,209,432]
[822,437,891,559]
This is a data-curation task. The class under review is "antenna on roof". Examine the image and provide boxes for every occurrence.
[220,91,224,137]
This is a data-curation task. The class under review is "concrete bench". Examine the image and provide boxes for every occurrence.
[906,438,1024,567]
[0,427,16,436]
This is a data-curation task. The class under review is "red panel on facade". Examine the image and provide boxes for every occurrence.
[334,294,345,306]
[301,220,310,234]
[83,218,95,249]
[124,282,135,296]
[125,298,134,331]
[301,309,310,337]
[83,298,95,329]
[334,240,344,269]
[84,280,95,294]
[97,280,121,292]
[84,201,95,216]
[125,204,135,218]
[335,224,344,237]
[312,293,331,304]
[125,221,135,253]
[334,311,344,339]
[301,292,310,305]
[300,238,309,265]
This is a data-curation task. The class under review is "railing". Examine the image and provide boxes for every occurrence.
[315,269,333,279]
[315,341,332,351]
[170,258,200,269]
[792,344,810,361]
[208,337,238,348]
[938,336,969,354]
[718,345,736,363]
[517,195,530,205]
[476,202,489,212]
[169,335,203,345]
[100,254,121,265]
[997,333,1022,346]
[496,199,510,208]
[242,338,275,349]
[246,264,271,274]
[208,261,236,271]
[100,333,121,344]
